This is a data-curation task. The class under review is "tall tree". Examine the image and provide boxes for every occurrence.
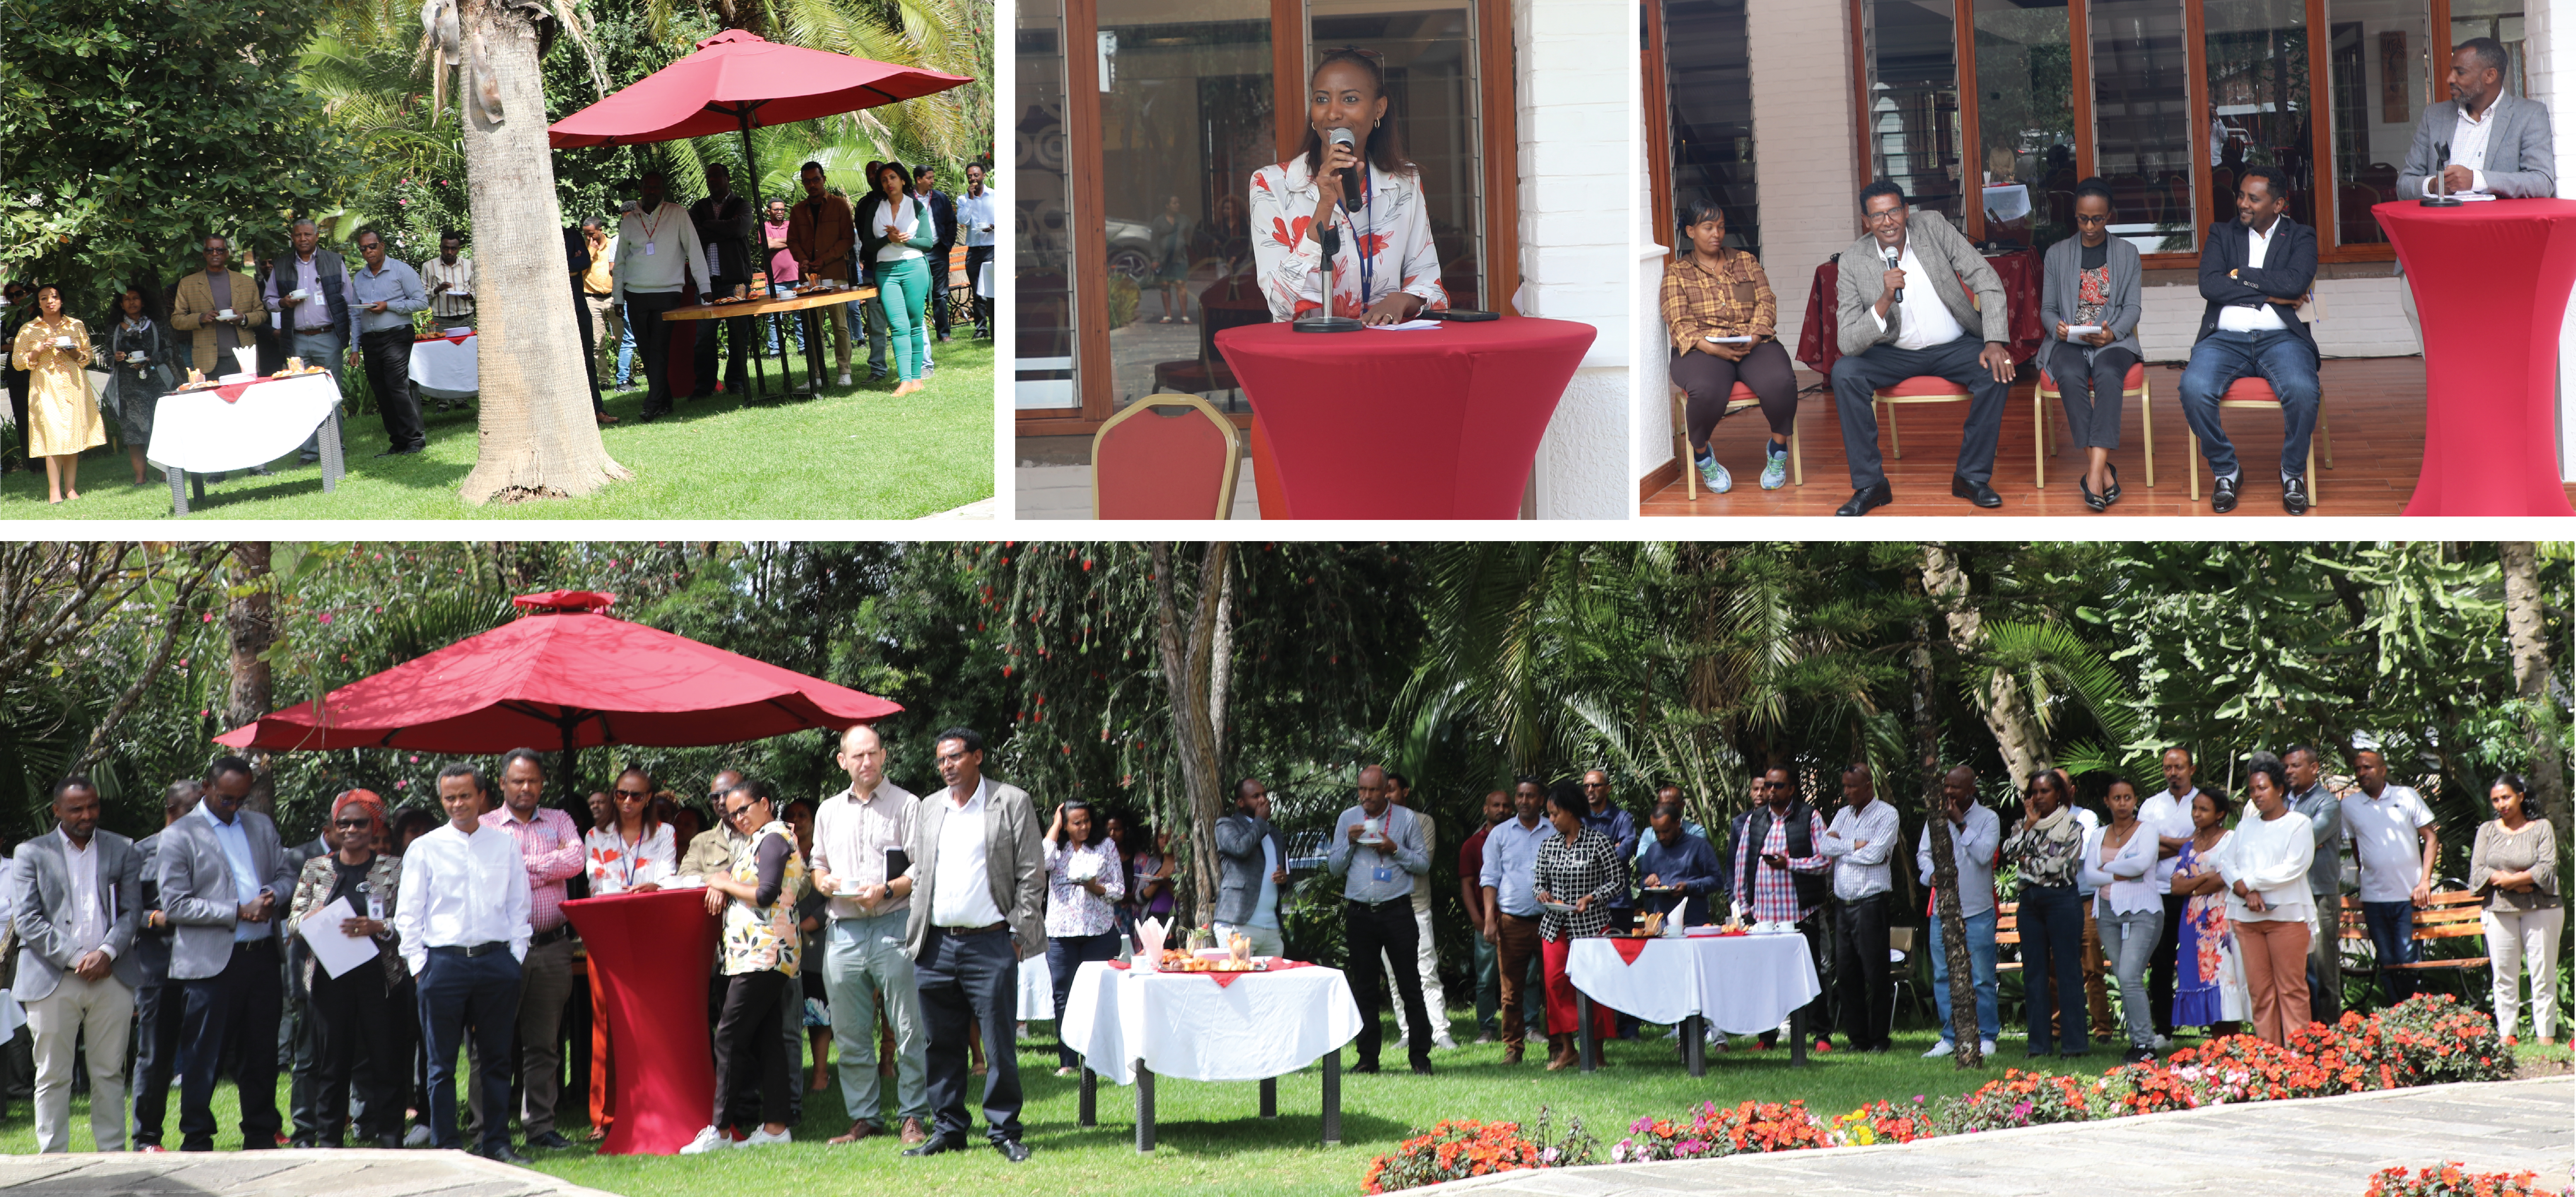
[226,543,279,815]
[1151,542,1234,923]
[2499,542,2569,834]
[1921,543,2047,790]
[1912,609,1979,1067]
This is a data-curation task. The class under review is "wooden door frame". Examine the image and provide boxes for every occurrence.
[1644,0,1673,250]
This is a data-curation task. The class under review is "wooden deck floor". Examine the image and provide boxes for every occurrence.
[1642,357,2576,518]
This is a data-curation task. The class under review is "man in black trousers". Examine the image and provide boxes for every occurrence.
[913,164,959,345]
[689,163,754,397]
[1327,765,1435,1075]
[128,781,201,1150]
[160,757,298,1152]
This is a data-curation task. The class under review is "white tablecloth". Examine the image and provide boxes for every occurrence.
[1566,933,1820,1035]
[145,373,340,472]
[1058,960,1361,1085]
[1019,949,1054,1020]
[408,333,478,399]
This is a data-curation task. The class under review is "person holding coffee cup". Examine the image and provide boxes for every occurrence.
[170,234,267,380]
[104,283,179,484]
[8,284,105,503]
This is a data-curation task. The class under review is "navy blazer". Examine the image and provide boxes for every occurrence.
[2194,215,2318,366]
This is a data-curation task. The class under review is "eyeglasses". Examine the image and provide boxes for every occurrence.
[2072,212,2113,226]
[614,788,651,801]
[333,817,373,830]
[1863,208,1908,225]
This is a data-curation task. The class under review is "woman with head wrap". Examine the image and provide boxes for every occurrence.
[286,789,411,1147]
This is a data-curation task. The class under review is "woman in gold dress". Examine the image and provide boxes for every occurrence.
[8,284,104,503]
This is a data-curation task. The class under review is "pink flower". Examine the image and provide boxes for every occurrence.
[395,779,408,789]
[316,612,333,624]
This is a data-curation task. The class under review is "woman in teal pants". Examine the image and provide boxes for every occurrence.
[859,162,938,396]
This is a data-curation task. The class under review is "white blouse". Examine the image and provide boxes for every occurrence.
[2213,807,2316,922]
[2079,822,2161,917]
[584,822,676,895]
[1248,153,1450,323]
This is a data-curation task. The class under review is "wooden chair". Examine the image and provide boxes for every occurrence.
[2032,360,2155,490]
[1666,381,1804,499]
[1994,900,2025,1026]
[2186,376,2334,504]
[1873,375,1973,462]
[1090,393,1240,519]
[2336,891,2494,1011]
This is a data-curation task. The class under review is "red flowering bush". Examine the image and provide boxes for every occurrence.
[1608,1100,1833,1162]
[1827,1098,1941,1145]
[1363,1120,1545,1193]
[2364,1162,2564,1197]
[2374,995,2515,1086]
[1945,1068,2096,1131]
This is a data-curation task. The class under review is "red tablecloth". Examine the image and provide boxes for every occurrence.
[1214,316,1596,519]
[561,889,719,1155]
[1794,252,2043,375]
[2376,199,2576,517]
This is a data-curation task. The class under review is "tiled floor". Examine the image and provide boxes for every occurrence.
[1643,357,2576,518]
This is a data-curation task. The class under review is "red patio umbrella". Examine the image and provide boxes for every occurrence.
[215,589,900,809]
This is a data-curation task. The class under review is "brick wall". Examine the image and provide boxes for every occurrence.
[1521,0,1629,518]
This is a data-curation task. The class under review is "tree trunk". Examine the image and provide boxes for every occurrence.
[227,542,277,817]
[2500,542,2570,834]
[1208,560,1236,779]
[1152,542,1234,928]
[1921,543,2048,790]
[1914,615,1981,1068]
[456,0,629,504]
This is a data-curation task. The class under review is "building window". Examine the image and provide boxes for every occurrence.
[2324,0,2429,246]
[2449,0,2524,96]
[2090,0,2199,254]
[2204,0,2318,233]
[1865,0,1964,228]
[1973,0,2077,251]
[1660,0,1757,257]
[1315,1,1488,309]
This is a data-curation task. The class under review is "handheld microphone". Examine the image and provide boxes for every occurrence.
[1329,126,1362,209]
[1884,246,1903,303]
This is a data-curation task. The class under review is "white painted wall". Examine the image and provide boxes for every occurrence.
[1519,0,1630,519]
[2533,0,2576,480]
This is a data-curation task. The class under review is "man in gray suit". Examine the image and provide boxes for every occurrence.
[898,727,1043,1164]
[2394,36,2557,339]
[1214,778,1289,957]
[1827,180,2018,516]
[161,755,298,1152]
[129,781,201,1151]
[13,775,145,1152]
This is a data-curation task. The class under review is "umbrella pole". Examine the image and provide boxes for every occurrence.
[561,719,587,833]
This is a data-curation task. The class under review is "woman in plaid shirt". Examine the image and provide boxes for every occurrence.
[1532,783,1621,1069]
[1661,195,1797,493]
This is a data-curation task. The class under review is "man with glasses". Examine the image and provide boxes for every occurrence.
[1328,765,1436,1076]
[478,749,583,1153]
[808,724,930,1147]
[171,236,267,382]
[1825,180,2017,517]
[2176,166,2321,514]
[1723,769,1834,1049]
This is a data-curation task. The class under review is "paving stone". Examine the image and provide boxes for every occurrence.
[0,1151,618,1197]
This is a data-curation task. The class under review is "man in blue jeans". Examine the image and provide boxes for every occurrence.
[2177,164,2322,515]
[1917,766,2000,1058]
[2341,749,2439,1006]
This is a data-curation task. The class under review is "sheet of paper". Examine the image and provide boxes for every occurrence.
[1365,319,1443,331]
[1704,335,1754,343]
[296,895,380,980]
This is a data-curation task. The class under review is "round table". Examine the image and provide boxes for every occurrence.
[408,331,478,401]
[1214,316,1596,519]
[1565,932,1822,1075]
[560,888,720,1155]
[145,372,346,515]
[1057,959,1361,1150]
[2374,199,2576,516]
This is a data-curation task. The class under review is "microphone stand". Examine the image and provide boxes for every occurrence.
[1293,194,1363,334]
[2421,141,2463,207]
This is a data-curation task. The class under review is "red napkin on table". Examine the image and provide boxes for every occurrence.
[210,379,263,404]
[413,332,475,345]
[1609,938,1652,965]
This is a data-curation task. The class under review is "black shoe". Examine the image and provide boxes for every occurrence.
[1834,483,1892,517]
[1349,1059,1381,1074]
[1410,1060,1434,1076]
[480,1143,532,1165]
[993,1138,1032,1163]
[2212,473,2240,513]
[2079,475,2106,512]
[902,1136,968,1157]
[371,446,418,458]
[2103,463,2122,506]
[2121,1046,2156,1064]
[289,1136,317,1148]
[377,1133,402,1150]
[1951,474,2003,508]
[526,1130,573,1151]
[247,465,275,476]
[638,410,665,424]
[2281,474,2309,515]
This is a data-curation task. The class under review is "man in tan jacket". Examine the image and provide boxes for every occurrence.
[785,162,858,386]
[169,235,267,376]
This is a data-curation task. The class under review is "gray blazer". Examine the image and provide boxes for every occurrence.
[2038,235,2144,363]
[1836,211,2011,358]
[11,828,146,1000]
[1212,812,1287,927]
[901,778,1047,962]
[2398,92,2557,201]
[158,807,297,981]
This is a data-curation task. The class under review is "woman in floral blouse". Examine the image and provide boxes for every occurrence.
[2004,768,2089,1057]
[1248,47,1450,325]
[682,779,807,1154]
[1662,195,1795,493]
[1043,799,1126,1074]
[285,790,406,1147]
[1532,783,1620,1069]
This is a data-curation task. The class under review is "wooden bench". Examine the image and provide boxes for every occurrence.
[2338,890,2491,1006]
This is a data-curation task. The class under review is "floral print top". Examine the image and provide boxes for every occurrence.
[2003,809,2085,889]
[584,822,676,896]
[720,819,806,977]
[287,851,406,988]
[1044,837,1127,938]
[1248,154,1450,323]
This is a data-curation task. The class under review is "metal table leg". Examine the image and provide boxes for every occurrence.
[1258,1076,1277,1119]
[1685,1015,1706,1078]
[1078,1065,1096,1127]
[1321,1051,1340,1146]
[166,465,188,516]
[1577,992,1598,1072]
[1134,1061,1155,1153]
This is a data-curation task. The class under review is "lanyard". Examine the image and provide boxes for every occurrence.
[1353,166,1375,308]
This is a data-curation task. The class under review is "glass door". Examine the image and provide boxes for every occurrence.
[1015,0,1079,412]
[1310,0,1485,312]
[1865,0,1965,228]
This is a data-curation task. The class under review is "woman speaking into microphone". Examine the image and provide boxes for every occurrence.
[1248,46,1450,326]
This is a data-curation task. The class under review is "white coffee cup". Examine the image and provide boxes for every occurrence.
[216,307,236,321]
[54,336,73,350]
[128,350,147,363]
[289,288,308,301]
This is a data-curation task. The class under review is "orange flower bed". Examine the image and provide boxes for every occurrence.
[2364,1162,2565,1197]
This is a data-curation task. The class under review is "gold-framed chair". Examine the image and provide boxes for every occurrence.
[1091,393,1241,520]
[1667,381,1804,499]
[2032,360,2155,490]
[2186,377,2333,506]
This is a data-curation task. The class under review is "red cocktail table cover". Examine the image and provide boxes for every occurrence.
[1215,316,1595,519]
[562,889,718,1155]
[2376,198,2576,517]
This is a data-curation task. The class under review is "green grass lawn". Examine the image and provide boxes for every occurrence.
[0,338,993,520]
[10,1015,2563,1197]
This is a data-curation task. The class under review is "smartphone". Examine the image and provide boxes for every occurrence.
[1423,308,1500,322]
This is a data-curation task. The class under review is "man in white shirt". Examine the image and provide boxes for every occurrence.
[13,776,144,1152]
[2341,748,2439,1005]
[421,231,476,327]
[808,724,929,1146]
[2138,747,2199,1046]
[2176,165,2322,515]
[1916,766,2001,1058]
[1820,764,1901,1052]
[160,756,297,1153]
[610,170,713,422]
[393,765,532,1164]
[898,728,1042,1164]
[956,164,996,338]
[2391,37,2557,340]
[1826,180,2018,517]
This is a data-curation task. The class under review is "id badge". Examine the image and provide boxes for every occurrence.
[1372,864,1395,885]
[645,242,656,256]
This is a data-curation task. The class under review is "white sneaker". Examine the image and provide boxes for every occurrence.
[836,372,853,387]
[678,1126,734,1155]
[1980,1039,1998,1056]
[2152,1034,2173,1050]
[404,1124,433,1148]
[741,1127,792,1148]
[1433,1035,1460,1051]
[1923,1040,1955,1058]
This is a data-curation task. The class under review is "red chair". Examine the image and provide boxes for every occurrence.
[1091,393,1241,519]
[1666,380,1803,500]
[2186,377,2334,505]
[1872,375,1973,463]
[2032,361,2154,490]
